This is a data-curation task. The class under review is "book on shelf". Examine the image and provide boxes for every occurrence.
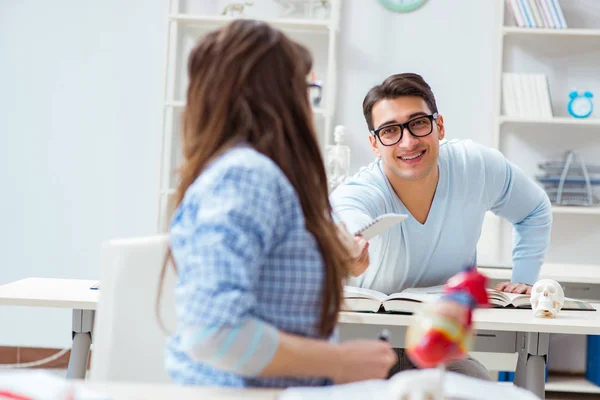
[342,285,595,313]
[502,73,553,119]
[506,0,567,29]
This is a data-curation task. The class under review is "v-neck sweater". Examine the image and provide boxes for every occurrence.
[330,139,552,294]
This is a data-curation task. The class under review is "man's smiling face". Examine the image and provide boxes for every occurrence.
[369,96,445,182]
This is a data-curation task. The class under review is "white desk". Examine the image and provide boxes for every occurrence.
[3,278,600,399]
[479,263,600,285]
[338,307,600,400]
[0,278,98,380]
[79,381,279,400]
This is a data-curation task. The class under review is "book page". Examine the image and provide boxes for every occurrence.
[486,288,513,307]
[343,285,387,302]
[401,285,446,295]
[385,286,445,304]
[385,292,439,303]
[279,370,539,400]
[563,298,596,311]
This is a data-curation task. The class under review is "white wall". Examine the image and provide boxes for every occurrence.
[336,0,498,171]
[0,0,499,349]
[0,0,165,347]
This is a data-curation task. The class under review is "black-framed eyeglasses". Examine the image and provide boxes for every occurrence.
[371,113,438,146]
[307,81,322,107]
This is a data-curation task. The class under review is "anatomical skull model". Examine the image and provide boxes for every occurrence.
[530,279,565,318]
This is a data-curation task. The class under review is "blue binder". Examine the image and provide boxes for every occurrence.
[586,335,600,385]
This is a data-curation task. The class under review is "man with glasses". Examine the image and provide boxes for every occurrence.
[330,73,552,379]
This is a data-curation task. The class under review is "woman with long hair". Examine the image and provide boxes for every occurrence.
[161,19,396,388]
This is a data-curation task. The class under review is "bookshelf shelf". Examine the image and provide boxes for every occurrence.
[164,101,327,117]
[493,3,600,395]
[158,1,341,232]
[499,116,600,126]
[546,373,600,394]
[164,101,185,108]
[169,14,331,31]
[503,26,600,37]
[552,206,600,215]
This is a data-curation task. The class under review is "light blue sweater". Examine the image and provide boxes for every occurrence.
[330,139,552,294]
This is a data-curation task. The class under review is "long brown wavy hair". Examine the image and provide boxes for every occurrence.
[157,19,349,336]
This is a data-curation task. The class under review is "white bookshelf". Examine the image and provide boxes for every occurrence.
[499,116,600,126]
[489,1,600,394]
[169,14,331,30]
[164,100,327,117]
[156,0,341,232]
[552,206,600,215]
[503,26,600,37]
[546,373,600,394]
[491,0,600,253]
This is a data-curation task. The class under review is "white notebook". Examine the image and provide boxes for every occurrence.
[352,213,407,241]
[278,369,539,400]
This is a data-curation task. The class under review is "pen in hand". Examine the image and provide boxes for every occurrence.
[379,329,390,342]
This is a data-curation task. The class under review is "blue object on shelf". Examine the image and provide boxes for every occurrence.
[498,362,549,383]
[567,91,594,119]
[586,335,600,385]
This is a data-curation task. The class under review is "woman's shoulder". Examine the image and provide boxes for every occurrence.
[190,145,287,193]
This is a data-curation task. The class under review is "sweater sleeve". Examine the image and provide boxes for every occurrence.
[479,145,553,285]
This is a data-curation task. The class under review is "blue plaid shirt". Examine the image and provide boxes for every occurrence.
[165,145,332,388]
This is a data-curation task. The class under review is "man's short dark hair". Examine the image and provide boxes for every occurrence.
[362,73,438,131]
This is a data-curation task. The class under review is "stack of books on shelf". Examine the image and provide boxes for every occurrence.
[506,0,567,29]
[537,151,600,206]
[502,73,553,119]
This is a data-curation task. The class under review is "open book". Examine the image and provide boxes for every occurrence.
[342,285,595,314]
[487,290,595,311]
[342,285,444,313]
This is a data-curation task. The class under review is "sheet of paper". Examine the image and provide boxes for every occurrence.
[278,370,539,400]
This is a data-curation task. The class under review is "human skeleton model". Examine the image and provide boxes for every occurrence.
[273,0,330,17]
[222,1,254,17]
[395,267,490,399]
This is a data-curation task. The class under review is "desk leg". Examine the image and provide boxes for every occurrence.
[514,332,549,400]
[66,309,94,380]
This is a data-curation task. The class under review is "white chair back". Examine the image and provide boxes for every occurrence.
[89,234,177,382]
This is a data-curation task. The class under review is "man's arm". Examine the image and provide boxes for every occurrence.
[481,146,553,287]
[330,182,385,277]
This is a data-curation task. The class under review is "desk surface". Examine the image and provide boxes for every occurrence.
[0,278,98,310]
[4,278,600,335]
[339,304,600,335]
[79,381,279,400]
[479,263,600,284]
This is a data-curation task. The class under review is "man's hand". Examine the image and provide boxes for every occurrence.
[349,236,369,277]
[495,281,532,295]
[336,223,370,277]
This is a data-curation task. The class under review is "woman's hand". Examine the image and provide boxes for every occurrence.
[331,340,397,383]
